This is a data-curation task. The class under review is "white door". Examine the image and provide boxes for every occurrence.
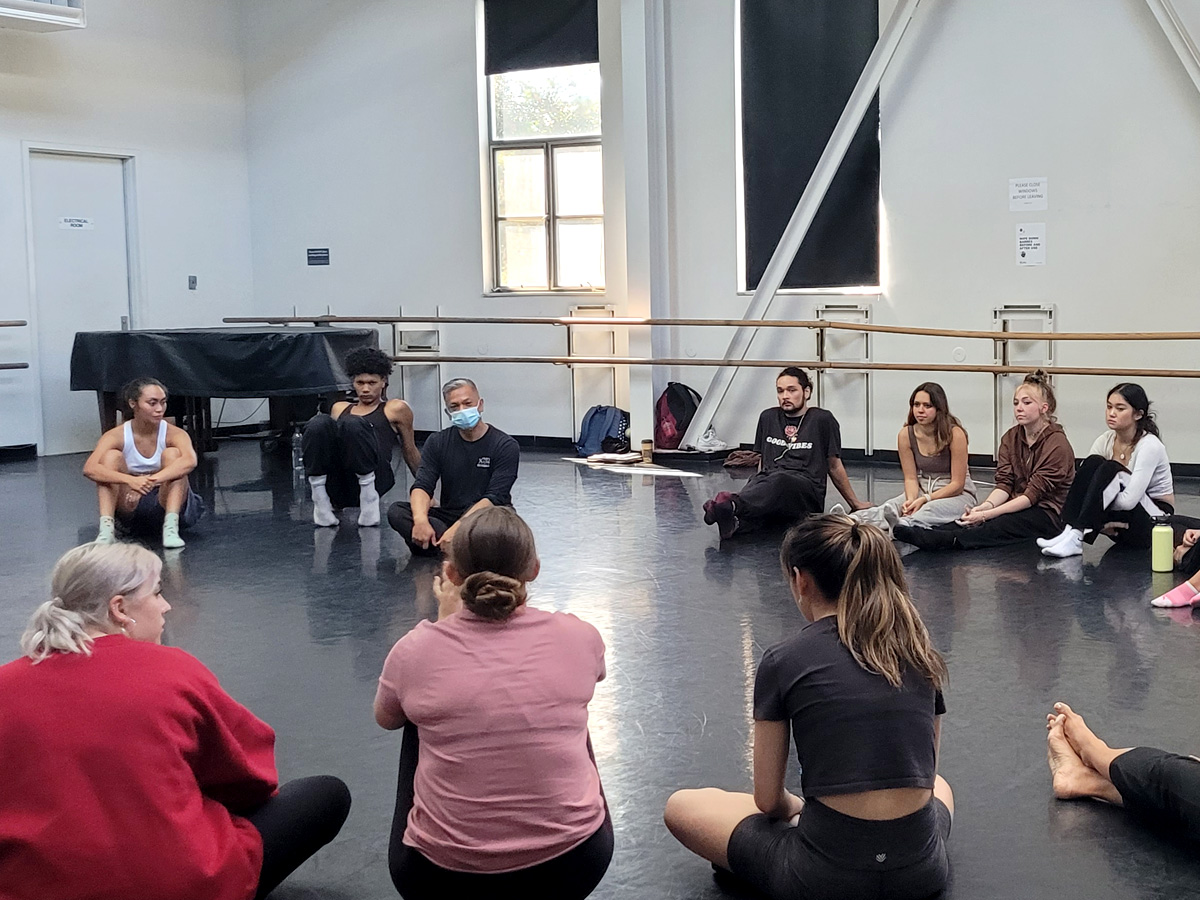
[30,152,132,455]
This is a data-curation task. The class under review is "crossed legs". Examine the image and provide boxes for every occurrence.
[1046,703,1127,805]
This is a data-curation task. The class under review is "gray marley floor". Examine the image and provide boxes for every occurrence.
[2,443,1199,899]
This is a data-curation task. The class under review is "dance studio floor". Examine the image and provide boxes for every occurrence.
[2,442,1199,900]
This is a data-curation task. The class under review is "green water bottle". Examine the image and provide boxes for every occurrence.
[1151,519,1174,573]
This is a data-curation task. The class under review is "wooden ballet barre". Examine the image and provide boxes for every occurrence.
[223,315,1200,343]
[0,362,29,370]
[385,355,1200,379]
[0,320,28,327]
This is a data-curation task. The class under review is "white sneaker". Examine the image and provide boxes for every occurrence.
[694,427,728,452]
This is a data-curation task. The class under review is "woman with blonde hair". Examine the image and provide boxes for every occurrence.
[375,506,612,898]
[0,542,350,900]
[895,370,1075,551]
[850,382,975,536]
[664,516,953,900]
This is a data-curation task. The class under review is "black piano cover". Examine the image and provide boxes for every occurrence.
[70,327,380,398]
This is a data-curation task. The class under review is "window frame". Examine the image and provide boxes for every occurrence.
[486,68,604,294]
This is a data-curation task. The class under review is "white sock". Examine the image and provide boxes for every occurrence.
[162,512,185,549]
[1042,528,1084,558]
[96,516,116,545]
[1037,524,1073,548]
[357,473,380,527]
[309,475,338,526]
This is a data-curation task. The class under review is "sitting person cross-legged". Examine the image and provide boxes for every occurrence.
[303,347,421,527]
[83,376,204,549]
[703,366,866,540]
[851,382,976,537]
[665,516,954,900]
[386,377,519,556]
[375,506,612,899]
[0,542,351,900]
[1040,383,1174,558]
[1046,702,1200,844]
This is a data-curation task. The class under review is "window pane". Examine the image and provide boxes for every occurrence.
[554,145,603,216]
[495,148,546,218]
[491,63,601,141]
[498,222,548,289]
[555,219,604,289]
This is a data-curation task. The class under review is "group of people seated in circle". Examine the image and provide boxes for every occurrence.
[2,354,1190,899]
[703,365,1200,608]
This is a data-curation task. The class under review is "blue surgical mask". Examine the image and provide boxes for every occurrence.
[449,407,481,430]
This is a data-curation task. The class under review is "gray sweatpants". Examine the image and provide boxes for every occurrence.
[852,475,977,537]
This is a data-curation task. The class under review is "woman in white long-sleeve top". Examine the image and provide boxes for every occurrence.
[1040,383,1173,558]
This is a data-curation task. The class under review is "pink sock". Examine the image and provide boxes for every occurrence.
[1151,581,1200,608]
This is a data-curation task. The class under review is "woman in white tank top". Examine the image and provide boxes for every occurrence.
[82,377,201,549]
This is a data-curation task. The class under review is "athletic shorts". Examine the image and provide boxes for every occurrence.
[727,796,952,900]
[117,484,204,534]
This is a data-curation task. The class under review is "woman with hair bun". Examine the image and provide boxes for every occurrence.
[375,506,612,899]
[0,542,351,900]
[1039,383,1173,558]
[895,370,1076,551]
[664,516,954,899]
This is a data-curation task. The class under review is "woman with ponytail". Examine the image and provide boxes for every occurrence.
[665,516,954,900]
[0,542,350,900]
[375,506,612,898]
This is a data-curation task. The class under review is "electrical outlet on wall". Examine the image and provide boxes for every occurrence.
[188,275,197,290]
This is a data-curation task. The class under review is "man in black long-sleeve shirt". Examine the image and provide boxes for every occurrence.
[386,378,519,556]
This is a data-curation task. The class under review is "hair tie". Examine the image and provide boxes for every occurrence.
[50,596,63,607]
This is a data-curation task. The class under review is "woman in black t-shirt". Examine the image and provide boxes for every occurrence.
[664,516,954,900]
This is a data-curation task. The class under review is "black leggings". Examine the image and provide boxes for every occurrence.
[388,727,613,899]
[1172,515,1200,574]
[918,506,1059,550]
[1061,455,1172,547]
[1110,748,1200,843]
[735,471,824,533]
[303,413,395,508]
[246,775,352,899]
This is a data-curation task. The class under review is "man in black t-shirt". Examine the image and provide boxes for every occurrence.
[703,367,867,538]
[386,378,519,556]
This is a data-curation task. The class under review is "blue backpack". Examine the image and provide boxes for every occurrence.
[576,405,630,457]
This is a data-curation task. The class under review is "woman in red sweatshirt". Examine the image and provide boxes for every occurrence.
[0,542,351,900]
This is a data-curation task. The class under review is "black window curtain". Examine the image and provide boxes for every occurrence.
[484,0,599,75]
[741,0,880,290]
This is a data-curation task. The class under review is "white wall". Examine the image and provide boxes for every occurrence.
[0,0,255,448]
[662,0,1200,461]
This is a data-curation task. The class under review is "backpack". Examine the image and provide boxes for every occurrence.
[654,382,702,450]
[576,405,631,457]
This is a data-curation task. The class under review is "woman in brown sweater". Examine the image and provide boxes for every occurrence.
[894,371,1075,551]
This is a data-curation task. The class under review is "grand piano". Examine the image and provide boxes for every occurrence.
[70,327,379,451]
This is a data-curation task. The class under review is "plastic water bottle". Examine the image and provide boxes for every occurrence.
[291,431,304,472]
[1151,519,1174,572]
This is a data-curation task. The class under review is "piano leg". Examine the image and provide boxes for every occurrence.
[97,391,119,433]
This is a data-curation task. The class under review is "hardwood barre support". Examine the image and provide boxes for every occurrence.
[0,321,29,328]
[386,355,1200,379]
[223,316,1200,344]
[0,362,29,370]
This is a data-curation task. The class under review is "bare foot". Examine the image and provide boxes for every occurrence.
[1053,703,1107,767]
[1047,715,1101,800]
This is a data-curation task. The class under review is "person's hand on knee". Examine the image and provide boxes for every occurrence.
[411,519,436,549]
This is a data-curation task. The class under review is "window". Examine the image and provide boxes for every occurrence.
[489,63,604,292]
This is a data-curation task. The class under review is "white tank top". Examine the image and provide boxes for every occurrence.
[123,421,167,475]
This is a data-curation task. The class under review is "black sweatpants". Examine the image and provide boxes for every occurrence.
[386,503,463,557]
[920,506,1059,550]
[1172,515,1200,574]
[1061,455,1171,548]
[246,775,352,899]
[303,413,395,508]
[735,471,824,533]
[388,726,613,900]
[1109,747,1200,843]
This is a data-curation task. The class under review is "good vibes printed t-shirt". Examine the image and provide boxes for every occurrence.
[753,406,842,488]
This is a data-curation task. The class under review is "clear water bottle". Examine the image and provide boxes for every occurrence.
[291,430,304,472]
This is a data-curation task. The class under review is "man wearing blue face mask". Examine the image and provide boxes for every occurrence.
[386,378,520,556]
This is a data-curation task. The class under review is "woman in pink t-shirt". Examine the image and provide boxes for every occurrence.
[374,507,612,899]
